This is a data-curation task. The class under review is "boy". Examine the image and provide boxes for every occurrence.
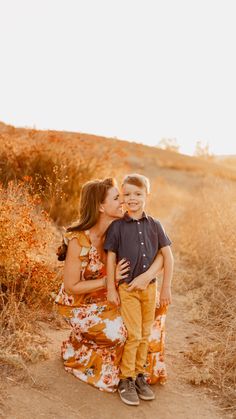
[104,174,173,406]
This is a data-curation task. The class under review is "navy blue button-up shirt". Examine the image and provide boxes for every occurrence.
[104,212,171,284]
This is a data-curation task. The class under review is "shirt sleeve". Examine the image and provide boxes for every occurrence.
[104,220,120,254]
[155,220,172,250]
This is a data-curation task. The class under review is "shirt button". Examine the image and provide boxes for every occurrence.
[139,231,142,234]
[143,254,146,257]
[141,242,144,245]
[137,222,140,225]
[143,265,146,268]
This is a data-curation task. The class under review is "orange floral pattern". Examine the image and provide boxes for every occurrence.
[146,304,167,385]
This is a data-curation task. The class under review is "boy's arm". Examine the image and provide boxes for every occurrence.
[127,252,164,291]
[106,251,120,306]
[160,245,174,306]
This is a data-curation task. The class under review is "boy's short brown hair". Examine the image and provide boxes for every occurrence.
[122,173,150,194]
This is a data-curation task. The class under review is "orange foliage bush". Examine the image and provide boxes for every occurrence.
[0,181,61,364]
[0,181,58,301]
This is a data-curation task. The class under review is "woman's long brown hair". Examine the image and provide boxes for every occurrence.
[57,177,116,260]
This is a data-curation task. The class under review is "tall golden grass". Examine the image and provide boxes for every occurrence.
[173,177,236,409]
[0,138,106,225]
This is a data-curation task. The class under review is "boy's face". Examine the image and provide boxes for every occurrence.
[122,183,147,215]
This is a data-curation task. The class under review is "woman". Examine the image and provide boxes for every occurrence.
[55,178,167,392]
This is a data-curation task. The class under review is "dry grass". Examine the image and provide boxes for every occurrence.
[0,136,107,225]
[173,177,236,410]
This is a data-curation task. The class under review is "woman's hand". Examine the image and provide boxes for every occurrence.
[115,258,130,285]
[159,285,172,307]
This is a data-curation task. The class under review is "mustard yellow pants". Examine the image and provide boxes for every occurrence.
[119,281,157,379]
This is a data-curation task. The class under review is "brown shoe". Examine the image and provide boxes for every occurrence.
[118,378,140,406]
[135,374,155,400]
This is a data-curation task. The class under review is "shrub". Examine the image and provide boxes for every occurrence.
[0,181,61,366]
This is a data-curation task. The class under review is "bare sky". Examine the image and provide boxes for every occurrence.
[0,0,235,155]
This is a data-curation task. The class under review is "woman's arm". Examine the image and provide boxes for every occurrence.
[64,238,105,294]
[127,252,164,291]
[106,251,120,305]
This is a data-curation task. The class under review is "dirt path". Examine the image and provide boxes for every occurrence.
[3,292,224,419]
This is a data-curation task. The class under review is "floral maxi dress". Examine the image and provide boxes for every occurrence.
[55,230,167,392]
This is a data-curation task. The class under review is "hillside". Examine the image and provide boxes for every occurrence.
[1,120,236,222]
[1,121,236,183]
[1,120,235,418]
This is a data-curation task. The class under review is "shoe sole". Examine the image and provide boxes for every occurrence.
[118,389,140,406]
[137,393,155,401]
[135,386,155,401]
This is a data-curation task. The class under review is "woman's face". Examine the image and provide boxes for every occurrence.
[102,186,123,219]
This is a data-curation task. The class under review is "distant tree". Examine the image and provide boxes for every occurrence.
[156,138,180,153]
[194,140,213,159]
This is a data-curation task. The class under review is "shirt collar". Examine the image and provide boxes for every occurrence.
[124,211,148,222]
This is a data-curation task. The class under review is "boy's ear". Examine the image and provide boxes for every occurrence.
[145,193,150,208]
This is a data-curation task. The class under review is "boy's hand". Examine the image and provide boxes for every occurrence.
[107,288,120,306]
[127,273,149,291]
[160,286,172,307]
